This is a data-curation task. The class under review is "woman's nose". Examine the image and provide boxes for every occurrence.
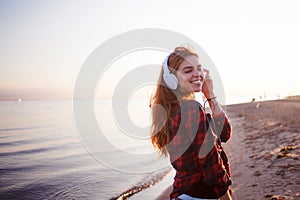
[194,68,204,80]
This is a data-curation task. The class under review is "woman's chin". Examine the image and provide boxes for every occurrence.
[191,84,202,93]
[193,86,202,93]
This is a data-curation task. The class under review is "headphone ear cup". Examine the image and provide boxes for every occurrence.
[163,56,178,90]
[163,73,178,90]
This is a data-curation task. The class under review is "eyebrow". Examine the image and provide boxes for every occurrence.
[183,64,202,70]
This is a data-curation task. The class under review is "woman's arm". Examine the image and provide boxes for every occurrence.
[209,109,232,143]
[202,70,232,142]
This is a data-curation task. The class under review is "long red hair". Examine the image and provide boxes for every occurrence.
[150,46,199,156]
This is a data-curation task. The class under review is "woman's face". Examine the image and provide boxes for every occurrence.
[176,55,205,93]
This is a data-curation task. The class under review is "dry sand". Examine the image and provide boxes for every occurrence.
[156,97,300,200]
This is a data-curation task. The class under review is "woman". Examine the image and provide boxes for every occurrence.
[150,46,232,200]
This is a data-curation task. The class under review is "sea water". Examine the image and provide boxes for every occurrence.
[0,100,171,200]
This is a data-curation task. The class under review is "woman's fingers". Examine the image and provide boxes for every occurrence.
[203,68,209,79]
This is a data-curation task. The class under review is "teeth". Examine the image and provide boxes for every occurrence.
[192,80,201,83]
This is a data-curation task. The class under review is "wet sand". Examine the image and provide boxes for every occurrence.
[156,97,300,200]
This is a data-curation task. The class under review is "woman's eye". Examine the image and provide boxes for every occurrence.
[184,67,193,73]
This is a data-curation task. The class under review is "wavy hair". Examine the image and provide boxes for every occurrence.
[150,46,199,156]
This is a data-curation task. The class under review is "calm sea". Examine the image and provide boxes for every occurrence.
[0,100,173,200]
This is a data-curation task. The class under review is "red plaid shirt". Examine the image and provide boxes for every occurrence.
[167,100,232,199]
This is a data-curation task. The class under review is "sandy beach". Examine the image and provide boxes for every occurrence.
[155,97,300,200]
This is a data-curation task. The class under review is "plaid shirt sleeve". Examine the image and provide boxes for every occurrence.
[171,100,232,197]
[210,111,232,143]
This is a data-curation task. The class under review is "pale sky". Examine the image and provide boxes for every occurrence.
[1,0,299,103]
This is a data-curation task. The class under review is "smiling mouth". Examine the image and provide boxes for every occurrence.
[191,80,202,84]
[191,76,204,83]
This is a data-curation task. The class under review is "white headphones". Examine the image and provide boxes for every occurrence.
[163,55,178,90]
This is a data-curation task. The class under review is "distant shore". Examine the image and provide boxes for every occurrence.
[156,97,300,200]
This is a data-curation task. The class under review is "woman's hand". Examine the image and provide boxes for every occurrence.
[219,190,232,200]
[201,69,215,99]
[202,68,223,115]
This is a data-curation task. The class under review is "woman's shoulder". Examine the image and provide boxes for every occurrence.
[171,100,203,117]
[180,100,202,109]
[175,100,203,115]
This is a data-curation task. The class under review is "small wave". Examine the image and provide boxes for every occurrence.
[0,140,29,146]
[0,165,44,174]
[110,168,172,200]
[0,146,58,157]
[0,126,41,133]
